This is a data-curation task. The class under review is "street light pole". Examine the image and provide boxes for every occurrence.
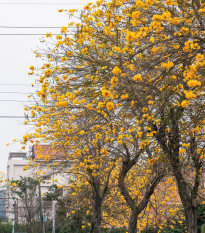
[38,182,45,233]
[52,200,55,233]
[12,198,15,233]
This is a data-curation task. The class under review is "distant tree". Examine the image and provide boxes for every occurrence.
[10,177,40,233]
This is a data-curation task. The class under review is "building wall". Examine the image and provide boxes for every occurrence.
[7,160,30,181]
[6,150,70,223]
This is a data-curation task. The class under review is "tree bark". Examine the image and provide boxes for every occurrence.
[154,108,200,233]
[119,160,165,233]
[90,175,103,233]
[94,198,102,233]
[128,208,138,233]
[185,205,198,233]
[89,201,102,233]
[119,161,138,233]
[172,167,198,233]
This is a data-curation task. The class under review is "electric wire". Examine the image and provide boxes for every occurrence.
[0,26,78,30]
[0,83,34,86]
[0,92,35,94]
[0,116,25,118]
[0,100,37,102]
[0,26,73,28]
[0,3,84,5]
[0,33,74,36]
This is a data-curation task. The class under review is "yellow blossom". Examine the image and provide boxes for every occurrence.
[161,201,166,206]
[102,89,110,98]
[96,22,102,27]
[121,93,129,100]
[98,102,104,108]
[181,100,190,108]
[196,54,204,61]
[187,80,201,88]
[61,57,68,62]
[56,35,62,40]
[111,76,118,86]
[165,0,173,5]
[87,103,93,110]
[46,32,52,37]
[133,74,142,81]
[132,11,141,19]
[180,27,189,35]
[112,66,121,75]
[184,90,197,100]
[45,69,52,76]
[106,102,114,111]
[161,61,174,69]
[61,26,67,33]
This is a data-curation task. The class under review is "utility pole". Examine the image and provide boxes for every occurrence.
[38,182,45,233]
[12,198,15,233]
[52,161,55,233]
[52,200,56,233]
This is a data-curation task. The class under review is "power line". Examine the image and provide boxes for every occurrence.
[0,33,74,36]
[0,100,36,102]
[0,116,25,118]
[0,83,34,86]
[0,26,77,28]
[0,92,35,94]
[0,26,61,28]
[0,3,84,5]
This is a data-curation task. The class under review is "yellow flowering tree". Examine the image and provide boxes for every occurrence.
[23,0,205,232]
[63,1,205,232]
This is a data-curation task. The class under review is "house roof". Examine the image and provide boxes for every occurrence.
[9,152,27,160]
[32,144,68,160]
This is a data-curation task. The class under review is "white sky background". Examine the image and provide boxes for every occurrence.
[0,0,91,173]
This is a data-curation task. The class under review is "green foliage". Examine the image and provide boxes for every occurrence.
[0,221,26,233]
[10,177,40,233]
[197,204,205,233]
[11,176,39,199]
[0,222,12,233]
[51,226,126,233]
[202,225,205,233]
[55,208,88,233]
[44,184,63,201]
[0,221,126,233]
[16,223,27,232]
[102,228,127,233]
[55,224,83,233]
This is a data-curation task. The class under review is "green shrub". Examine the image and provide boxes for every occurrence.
[0,222,26,233]
[201,224,205,233]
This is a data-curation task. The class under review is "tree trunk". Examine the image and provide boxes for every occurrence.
[94,198,102,233]
[185,206,198,233]
[154,108,200,233]
[128,208,138,233]
[172,167,198,233]
[89,223,95,233]
[119,160,165,233]
[90,169,110,233]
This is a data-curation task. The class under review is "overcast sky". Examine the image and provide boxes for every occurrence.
[0,0,91,173]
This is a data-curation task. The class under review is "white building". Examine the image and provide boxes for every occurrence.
[6,146,70,223]
[7,152,30,181]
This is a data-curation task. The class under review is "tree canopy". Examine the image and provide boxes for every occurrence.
[22,0,205,232]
